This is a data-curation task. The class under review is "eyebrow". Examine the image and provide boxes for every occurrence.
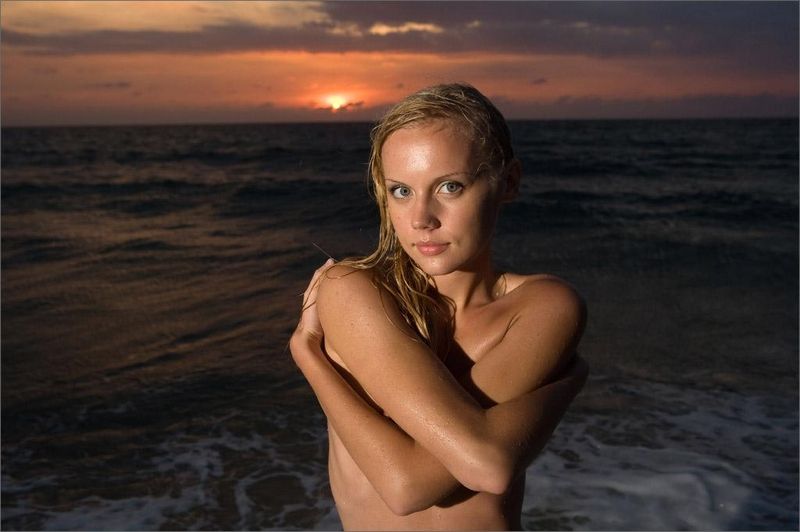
[384,171,473,185]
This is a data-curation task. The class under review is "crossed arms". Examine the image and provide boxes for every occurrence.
[290,264,587,515]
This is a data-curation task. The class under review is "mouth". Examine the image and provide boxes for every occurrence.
[414,241,449,256]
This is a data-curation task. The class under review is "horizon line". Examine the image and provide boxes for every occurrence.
[3,114,798,130]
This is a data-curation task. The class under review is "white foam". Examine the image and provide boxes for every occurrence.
[523,378,797,530]
[526,438,751,529]
[5,381,794,530]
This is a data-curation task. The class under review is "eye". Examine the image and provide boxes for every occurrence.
[438,181,464,195]
[390,185,412,199]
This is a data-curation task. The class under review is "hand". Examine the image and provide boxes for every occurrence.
[295,258,334,342]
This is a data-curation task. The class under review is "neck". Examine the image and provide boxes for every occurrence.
[431,259,503,312]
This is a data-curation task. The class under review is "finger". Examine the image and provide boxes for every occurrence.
[302,275,324,308]
[301,296,316,312]
[302,259,336,309]
[307,261,332,290]
[307,259,334,293]
[304,273,323,299]
[314,258,335,275]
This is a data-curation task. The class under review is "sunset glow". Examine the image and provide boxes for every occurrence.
[1,1,796,126]
[325,95,348,111]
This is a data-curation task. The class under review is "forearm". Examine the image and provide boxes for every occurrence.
[294,330,587,502]
[291,334,461,514]
[481,357,589,487]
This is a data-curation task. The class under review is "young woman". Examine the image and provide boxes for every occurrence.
[290,83,588,530]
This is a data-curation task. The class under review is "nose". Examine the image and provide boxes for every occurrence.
[411,196,440,230]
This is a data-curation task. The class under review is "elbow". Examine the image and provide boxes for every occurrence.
[459,441,516,495]
[382,475,428,516]
[385,496,420,517]
[477,449,515,495]
[481,471,514,496]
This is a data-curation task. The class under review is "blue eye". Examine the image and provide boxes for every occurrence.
[439,181,463,194]
[390,185,412,199]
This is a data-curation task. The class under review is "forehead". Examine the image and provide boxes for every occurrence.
[381,120,478,174]
[386,118,474,145]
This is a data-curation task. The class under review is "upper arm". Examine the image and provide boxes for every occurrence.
[468,277,587,405]
[316,266,488,474]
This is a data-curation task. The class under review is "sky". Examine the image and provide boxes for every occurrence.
[1,1,798,126]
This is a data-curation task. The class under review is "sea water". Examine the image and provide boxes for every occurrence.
[2,119,797,530]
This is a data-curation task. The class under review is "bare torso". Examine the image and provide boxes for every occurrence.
[325,273,544,530]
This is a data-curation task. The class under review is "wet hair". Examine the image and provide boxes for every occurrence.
[370,82,515,189]
[335,83,514,357]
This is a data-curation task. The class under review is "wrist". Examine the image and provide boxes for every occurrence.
[290,328,324,368]
[294,321,323,344]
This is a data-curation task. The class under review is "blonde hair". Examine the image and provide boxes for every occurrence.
[336,83,514,358]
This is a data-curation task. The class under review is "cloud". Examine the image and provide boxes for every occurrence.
[336,100,365,112]
[322,2,797,61]
[368,22,444,36]
[2,1,796,75]
[83,81,132,90]
[6,91,794,128]
[32,66,59,75]
[493,92,799,120]
[2,2,796,127]
[315,99,365,112]
[0,1,327,34]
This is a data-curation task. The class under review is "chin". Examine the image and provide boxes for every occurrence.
[410,254,460,277]
[417,265,454,277]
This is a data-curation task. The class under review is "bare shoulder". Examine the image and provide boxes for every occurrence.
[319,264,375,290]
[317,264,381,312]
[504,272,587,347]
[508,272,584,310]
[316,264,411,336]
[465,272,586,401]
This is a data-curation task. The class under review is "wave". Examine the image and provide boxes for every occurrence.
[498,188,797,233]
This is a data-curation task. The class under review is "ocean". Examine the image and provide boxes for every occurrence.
[1,119,797,530]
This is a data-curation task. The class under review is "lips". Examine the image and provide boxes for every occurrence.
[415,241,449,256]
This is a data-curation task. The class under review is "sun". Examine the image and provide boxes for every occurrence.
[325,94,348,110]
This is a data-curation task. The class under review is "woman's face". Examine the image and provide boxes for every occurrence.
[381,120,504,277]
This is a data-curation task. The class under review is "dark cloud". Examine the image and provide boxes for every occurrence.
[5,91,795,127]
[493,92,799,120]
[4,21,453,56]
[3,2,796,74]
[32,66,59,75]
[337,100,365,112]
[84,81,132,90]
[322,1,798,67]
[323,1,791,35]
[315,100,365,112]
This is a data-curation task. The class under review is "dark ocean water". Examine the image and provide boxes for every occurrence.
[2,119,797,530]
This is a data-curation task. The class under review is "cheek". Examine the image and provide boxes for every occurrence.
[387,205,398,227]
[386,205,405,237]
[464,197,499,242]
